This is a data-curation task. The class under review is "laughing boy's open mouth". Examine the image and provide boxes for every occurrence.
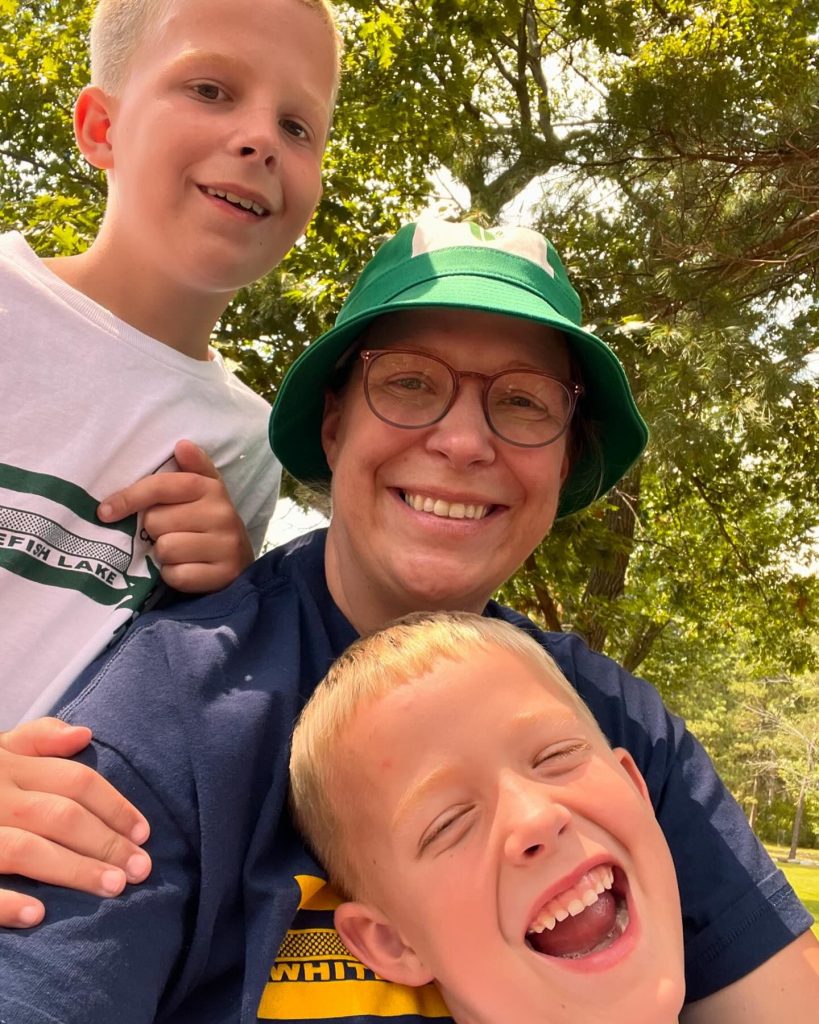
[525,865,630,960]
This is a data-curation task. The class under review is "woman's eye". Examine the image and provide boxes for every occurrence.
[497,392,547,412]
[192,83,225,102]
[395,375,427,391]
[506,393,540,409]
[383,374,435,394]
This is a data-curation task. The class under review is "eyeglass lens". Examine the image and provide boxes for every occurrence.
[364,350,574,447]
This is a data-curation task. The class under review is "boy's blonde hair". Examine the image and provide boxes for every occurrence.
[90,0,343,96]
[290,611,602,898]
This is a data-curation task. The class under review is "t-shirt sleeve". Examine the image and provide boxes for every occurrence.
[0,740,198,1024]
[491,608,814,1002]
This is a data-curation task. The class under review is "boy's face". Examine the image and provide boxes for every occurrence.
[333,647,685,1024]
[95,0,336,295]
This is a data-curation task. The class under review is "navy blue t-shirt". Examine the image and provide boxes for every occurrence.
[0,529,811,1023]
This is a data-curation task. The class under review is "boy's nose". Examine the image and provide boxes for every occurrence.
[235,114,279,167]
[501,777,570,865]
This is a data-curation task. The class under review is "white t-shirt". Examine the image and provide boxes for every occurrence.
[0,232,280,727]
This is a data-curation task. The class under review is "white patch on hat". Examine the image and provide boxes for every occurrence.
[411,219,555,277]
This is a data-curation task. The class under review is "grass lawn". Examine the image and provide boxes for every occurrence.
[765,846,819,940]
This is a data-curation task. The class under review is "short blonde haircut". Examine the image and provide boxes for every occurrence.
[90,0,343,96]
[290,611,602,898]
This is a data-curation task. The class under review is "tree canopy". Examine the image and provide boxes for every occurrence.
[2,0,817,837]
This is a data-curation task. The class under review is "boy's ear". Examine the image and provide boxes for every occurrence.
[612,747,651,805]
[320,389,343,473]
[74,86,117,170]
[335,901,433,988]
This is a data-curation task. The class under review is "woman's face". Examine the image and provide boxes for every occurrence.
[321,308,572,632]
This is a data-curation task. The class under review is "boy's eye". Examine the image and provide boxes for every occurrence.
[534,740,589,772]
[418,805,473,854]
[192,82,226,102]
[281,118,309,140]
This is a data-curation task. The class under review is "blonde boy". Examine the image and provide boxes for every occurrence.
[0,0,340,728]
[291,612,686,1024]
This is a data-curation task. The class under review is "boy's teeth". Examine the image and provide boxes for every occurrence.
[403,492,488,520]
[527,865,615,935]
[205,187,266,216]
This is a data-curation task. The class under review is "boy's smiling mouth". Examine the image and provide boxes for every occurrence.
[525,864,630,960]
[200,185,270,217]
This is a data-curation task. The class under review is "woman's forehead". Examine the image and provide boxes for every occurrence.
[362,307,571,375]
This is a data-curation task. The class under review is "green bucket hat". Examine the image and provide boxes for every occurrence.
[270,218,648,518]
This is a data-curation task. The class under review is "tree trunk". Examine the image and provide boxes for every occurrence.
[524,554,563,632]
[574,467,641,652]
[622,617,668,674]
[788,777,808,861]
[748,773,759,833]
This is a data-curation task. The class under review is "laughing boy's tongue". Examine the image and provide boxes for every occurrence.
[529,891,617,957]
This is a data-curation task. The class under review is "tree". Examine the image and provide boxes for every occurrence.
[741,675,819,854]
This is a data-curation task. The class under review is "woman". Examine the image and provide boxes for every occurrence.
[0,219,815,1024]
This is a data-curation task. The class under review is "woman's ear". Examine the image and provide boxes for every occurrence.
[74,87,117,171]
[335,901,433,988]
[320,389,343,473]
[612,747,651,805]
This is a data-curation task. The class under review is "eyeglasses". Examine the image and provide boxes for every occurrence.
[360,349,583,448]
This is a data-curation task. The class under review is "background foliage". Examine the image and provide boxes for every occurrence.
[2,0,817,843]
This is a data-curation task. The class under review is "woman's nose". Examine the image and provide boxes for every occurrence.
[424,379,496,468]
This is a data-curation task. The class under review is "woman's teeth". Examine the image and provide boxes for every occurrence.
[528,865,614,934]
[402,492,489,520]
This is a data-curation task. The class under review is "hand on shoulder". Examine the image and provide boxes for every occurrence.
[0,717,151,928]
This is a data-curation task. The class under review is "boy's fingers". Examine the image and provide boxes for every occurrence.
[3,750,150,845]
[173,439,220,480]
[0,889,46,929]
[0,828,149,899]
[142,488,235,542]
[160,559,238,593]
[98,473,208,523]
[0,718,92,758]
[5,789,152,876]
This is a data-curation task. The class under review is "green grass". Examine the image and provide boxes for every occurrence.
[765,846,819,940]
[765,843,819,864]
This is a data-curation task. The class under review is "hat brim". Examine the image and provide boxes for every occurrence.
[270,272,647,518]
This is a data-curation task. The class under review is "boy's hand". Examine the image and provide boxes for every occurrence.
[0,718,151,928]
[98,439,254,593]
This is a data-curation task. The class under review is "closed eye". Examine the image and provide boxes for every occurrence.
[418,805,474,855]
[534,740,590,774]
